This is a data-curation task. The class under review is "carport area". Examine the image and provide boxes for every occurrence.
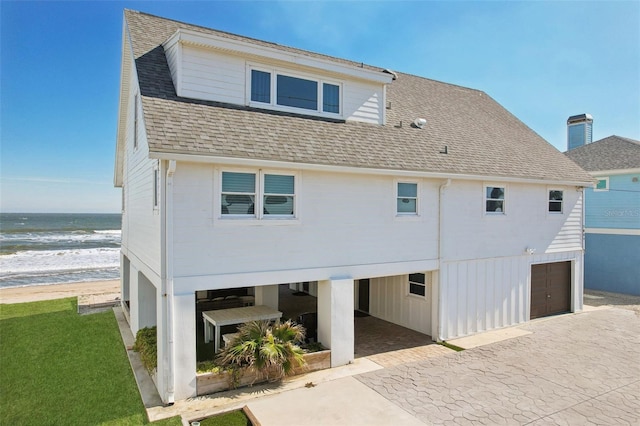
[277,284,443,366]
[195,281,439,365]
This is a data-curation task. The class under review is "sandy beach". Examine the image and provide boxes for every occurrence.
[0,280,120,304]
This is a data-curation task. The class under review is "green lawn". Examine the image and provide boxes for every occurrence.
[0,298,181,425]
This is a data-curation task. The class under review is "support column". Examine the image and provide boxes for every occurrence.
[129,264,141,333]
[317,278,354,367]
[255,284,279,310]
[172,292,197,400]
[431,270,441,342]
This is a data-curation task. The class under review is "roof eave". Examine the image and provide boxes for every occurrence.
[163,28,394,85]
[148,150,595,187]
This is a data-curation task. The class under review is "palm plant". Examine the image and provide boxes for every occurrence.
[216,319,306,383]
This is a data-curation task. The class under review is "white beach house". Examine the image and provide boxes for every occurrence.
[114,10,594,403]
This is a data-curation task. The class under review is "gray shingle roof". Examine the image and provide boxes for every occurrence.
[121,10,593,184]
[565,135,640,172]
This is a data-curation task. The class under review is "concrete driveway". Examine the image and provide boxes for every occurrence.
[245,292,640,425]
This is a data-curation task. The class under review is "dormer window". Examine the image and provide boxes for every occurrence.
[248,66,341,117]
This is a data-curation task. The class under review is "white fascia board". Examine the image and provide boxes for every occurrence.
[589,168,640,176]
[163,29,393,84]
[114,18,135,188]
[149,151,595,187]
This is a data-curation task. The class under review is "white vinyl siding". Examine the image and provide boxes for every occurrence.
[179,46,246,104]
[163,44,385,124]
[442,182,583,261]
[121,67,162,275]
[174,167,439,277]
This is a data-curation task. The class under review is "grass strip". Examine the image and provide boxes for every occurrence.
[198,409,252,426]
[0,298,180,425]
[439,341,465,352]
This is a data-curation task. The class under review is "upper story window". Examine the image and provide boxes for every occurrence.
[221,172,256,215]
[249,67,341,116]
[408,273,426,297]
[221,170,296,218]
[264,174,295,216]
[485,186,505,214]
[397,182,418,214]
[548,190,563,213]
[595,177,609,191]
[250,70,271,103]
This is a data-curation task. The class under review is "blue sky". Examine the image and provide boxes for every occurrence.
[1,1,638,213]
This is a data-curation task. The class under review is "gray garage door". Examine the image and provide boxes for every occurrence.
[530,261,571,319]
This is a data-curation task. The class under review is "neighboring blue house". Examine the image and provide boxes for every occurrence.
[566,135,640,295]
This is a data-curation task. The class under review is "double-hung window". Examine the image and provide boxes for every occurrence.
[485,186,505,214]
[264,174,295,216]
[548,190,563,213]
[397,182,418,214]
[221,171,296,218]
[249,68,341,116]
[409,273,426,297]
[221,172,256,216]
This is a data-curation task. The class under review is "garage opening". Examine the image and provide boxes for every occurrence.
[530,261,571,319]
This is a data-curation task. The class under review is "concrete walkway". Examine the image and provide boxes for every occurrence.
[120,290,639,425]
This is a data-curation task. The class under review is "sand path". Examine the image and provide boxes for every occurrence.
[0,280,120,304]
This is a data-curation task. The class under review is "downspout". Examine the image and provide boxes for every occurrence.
[164,160,177,404]
[437,178,451,342]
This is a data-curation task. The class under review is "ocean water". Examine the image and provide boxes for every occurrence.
[0,213,121,288]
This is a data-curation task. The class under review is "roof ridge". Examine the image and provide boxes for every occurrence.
[592,135,640,147]
[124,9,387,75]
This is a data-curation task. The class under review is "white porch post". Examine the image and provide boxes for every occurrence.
[172,291,197,400]
[129,264,141,333]
[255,284,279,310]
[431,270,441,342]
[317,278,354,367]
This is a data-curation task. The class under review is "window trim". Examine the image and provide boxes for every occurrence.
[484,184,506,215]
[152,161,160,212]
[263,172,296,218]
[548,188,564,214]
[408,272,427,298]
[246,63,342,118]
[594,177,609,192]
[218,168,299,222]
[396,180,419,216]
[133,93,139,150]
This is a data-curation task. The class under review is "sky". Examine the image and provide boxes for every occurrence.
[1,1,639,213]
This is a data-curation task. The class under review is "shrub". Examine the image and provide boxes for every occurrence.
[133,326,157,373]
[216,320,306,383]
